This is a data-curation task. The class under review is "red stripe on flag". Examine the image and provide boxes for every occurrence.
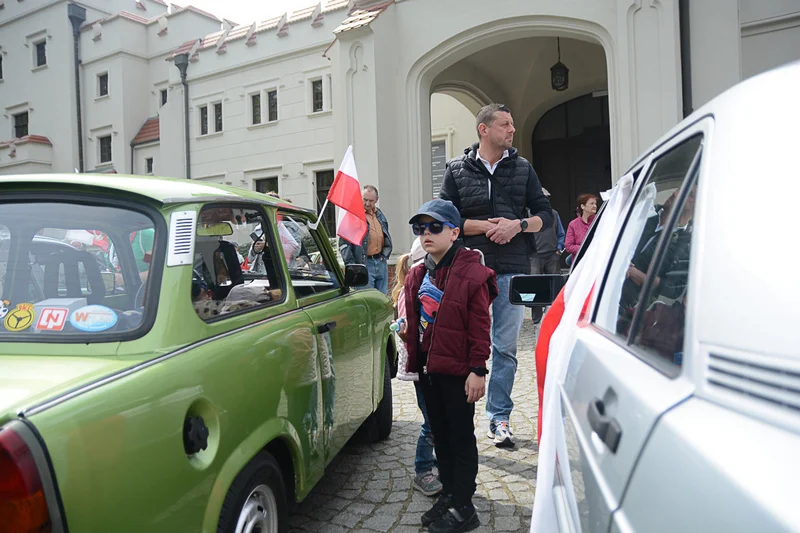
[328,168,368,245]
[338,211,368,246]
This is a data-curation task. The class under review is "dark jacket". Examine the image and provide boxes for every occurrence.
[440,143,553,275]
[339,207,392,264]
[534,208,565,257]
[404,247,498,377]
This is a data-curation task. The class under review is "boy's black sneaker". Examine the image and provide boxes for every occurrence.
[428,505,480,533]
[421,494,452,527]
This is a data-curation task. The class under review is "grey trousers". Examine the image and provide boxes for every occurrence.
[531,253,561,322]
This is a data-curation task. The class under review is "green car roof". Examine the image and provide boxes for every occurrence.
[0,173,314,214]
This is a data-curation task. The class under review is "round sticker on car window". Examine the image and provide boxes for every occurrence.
[70,305,118,332]
[4,303,35,332]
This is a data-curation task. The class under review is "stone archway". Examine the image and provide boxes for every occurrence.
[404,15,621,217]
[432,81,490,116]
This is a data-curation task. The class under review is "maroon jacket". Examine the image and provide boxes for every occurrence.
[404,247,498,377]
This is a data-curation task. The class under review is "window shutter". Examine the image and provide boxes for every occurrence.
[167,210,196,267]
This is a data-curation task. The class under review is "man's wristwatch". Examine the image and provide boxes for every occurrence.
[519,219,528,233]
[470,367,488,377]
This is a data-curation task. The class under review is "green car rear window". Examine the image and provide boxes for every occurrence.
[0,201,160,341]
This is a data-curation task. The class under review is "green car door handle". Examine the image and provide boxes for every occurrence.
[317,321,337,334]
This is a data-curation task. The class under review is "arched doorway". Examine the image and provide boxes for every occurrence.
[531,92,612,226]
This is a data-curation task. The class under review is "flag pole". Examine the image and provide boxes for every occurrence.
[308,198,329,230]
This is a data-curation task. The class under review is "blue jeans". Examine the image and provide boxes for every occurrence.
[366,256,389,295]
[414,381,436,474]
[486,273,525,424]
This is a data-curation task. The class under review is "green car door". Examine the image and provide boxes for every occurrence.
[277,212,376,460]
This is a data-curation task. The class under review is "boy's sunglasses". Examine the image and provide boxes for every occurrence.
[411,221,456,236]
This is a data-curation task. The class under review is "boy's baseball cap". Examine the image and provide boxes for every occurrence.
[409,199,461,227]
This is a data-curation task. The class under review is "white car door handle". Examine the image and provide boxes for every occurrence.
[587,397,622,453]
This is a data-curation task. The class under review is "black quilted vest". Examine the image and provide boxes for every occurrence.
[445,144,534,275]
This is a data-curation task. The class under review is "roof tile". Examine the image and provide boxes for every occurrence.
[333,1,393,34]
[131,118,160,146]
[0,135,53,148]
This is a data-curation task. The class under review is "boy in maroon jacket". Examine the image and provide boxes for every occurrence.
[398,199,498,532]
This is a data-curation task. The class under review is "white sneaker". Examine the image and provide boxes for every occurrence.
[488,421,515,448]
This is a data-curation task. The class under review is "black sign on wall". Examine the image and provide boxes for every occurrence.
[431,141,447,199]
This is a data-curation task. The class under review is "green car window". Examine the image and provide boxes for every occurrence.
[278,212,340,299]
[191,205,284,321]
[0,201,159,340]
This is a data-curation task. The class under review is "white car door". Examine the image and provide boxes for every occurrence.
[558,122,710,533]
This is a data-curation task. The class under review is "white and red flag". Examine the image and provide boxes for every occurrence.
[312,145,367,245]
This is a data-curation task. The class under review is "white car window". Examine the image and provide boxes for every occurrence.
[594,135,702,370]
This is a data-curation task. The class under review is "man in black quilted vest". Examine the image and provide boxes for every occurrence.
[440,103,553,449]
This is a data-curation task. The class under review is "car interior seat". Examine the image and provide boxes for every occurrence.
[43,249,105,305]
[211,240,244,300]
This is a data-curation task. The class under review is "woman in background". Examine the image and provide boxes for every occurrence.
[564,193,598,265]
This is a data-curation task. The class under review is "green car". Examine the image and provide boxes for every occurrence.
[0,174,396,533]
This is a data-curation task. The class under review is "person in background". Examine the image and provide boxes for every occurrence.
[564,193,598,265]
[392,238,443,498]
[530,188,566,324]
[439,103,553,449]
[339,185,393,294]
[398,199,498,533]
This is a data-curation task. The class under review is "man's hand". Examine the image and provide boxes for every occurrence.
[486,217,521,244]
[465,373,486,403]
[254,240,265,253]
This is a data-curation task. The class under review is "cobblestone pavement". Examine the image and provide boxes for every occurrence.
[289,317,540,533]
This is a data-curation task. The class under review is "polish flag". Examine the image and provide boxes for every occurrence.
[327,146,367,245]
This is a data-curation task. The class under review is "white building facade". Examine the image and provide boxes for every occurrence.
[1,0,799,254]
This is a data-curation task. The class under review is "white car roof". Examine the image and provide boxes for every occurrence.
[677,61,800,359]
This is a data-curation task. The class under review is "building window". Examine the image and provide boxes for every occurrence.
[214,103,223,133]
[251,93,262,125]
[199,105,208,135]
[254,177,278,194]
[99,135,112,164]
[311,79,323,113]
[98,73,109,97]
[0,56,4,81]
[267,89,278,122]
[160,89,167,106]
[145,157,154,174]
[13,112,29,138]
[315,170,335,236]
[35,41,46,67]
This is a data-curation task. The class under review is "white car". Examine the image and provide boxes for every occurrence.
[513,61,800,532]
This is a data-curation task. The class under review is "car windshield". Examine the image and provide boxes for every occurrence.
[0,201,159,340]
